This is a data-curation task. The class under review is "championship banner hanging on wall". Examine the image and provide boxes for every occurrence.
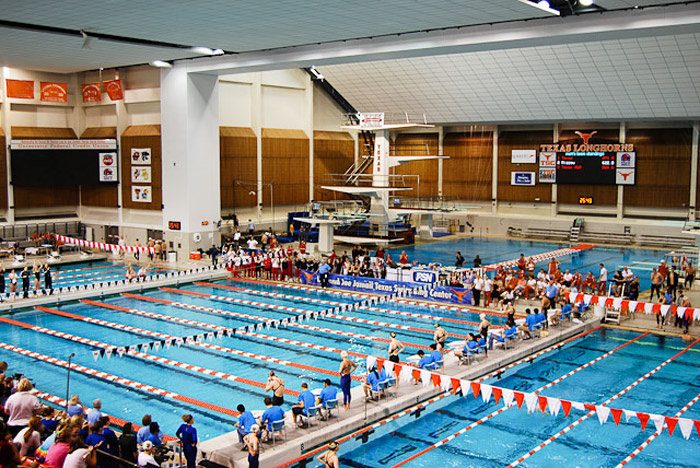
[104,79,124,100]
[40,82,67,103]
[82,83,101,103]
[6,79,34,99]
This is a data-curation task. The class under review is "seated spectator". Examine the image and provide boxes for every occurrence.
[235,404,257,443]
[259,398,284,442]
[5,378,41,437]
[429,344,443,370]
[13,416,43,456]
[118,423,137,463]
[292,384,316,428]
[63,439,98,468]
[415,350,433,369]
[137,441,158,468]
[316,379,338,420]
[362,365,386,400]
[146,422,163,448]
[86,400,102,426]
[517,309,538,339]
[45,426,75,468]
[136,415,152,445]
[66,395,83,418]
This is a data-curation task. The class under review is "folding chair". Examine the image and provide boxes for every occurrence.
[270,420,286,444]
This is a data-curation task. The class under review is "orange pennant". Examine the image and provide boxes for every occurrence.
[412,369,421,382]
[376,358,384,373]
[450,378,461,394]
[610,408,623,426]
[561,400,572,417]
[430,373,441,388]
[514,392,525,408]
[394,364,402,378]
[637,412,650,432]
[665,417,678,436]
[492,387,502,404]
[538,396,548,412]
[471,382,481,398]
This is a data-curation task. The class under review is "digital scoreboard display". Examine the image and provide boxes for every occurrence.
[556,151,617,185]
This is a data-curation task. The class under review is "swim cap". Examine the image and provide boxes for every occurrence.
[390,332,396,338]
[251,424,260,433]
[328,441,339,451]
[142,441,153,451]
[434,323,440,328]
[480,313,486,320]
[340,351,348,358]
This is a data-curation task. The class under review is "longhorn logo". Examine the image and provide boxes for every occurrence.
[617,171,633,181]
[574,130,597,144]
[301,271,317,283]
[449,288,469,303]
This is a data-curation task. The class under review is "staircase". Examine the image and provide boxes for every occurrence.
[570,224,581,242]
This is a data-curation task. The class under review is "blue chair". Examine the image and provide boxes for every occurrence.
[477,337,488,355]
[270,419,286,444]
[324,398,339,419]
[300,406,320,428]
[531,322,544,338]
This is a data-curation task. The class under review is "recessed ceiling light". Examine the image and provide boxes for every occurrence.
[579,0,594,6]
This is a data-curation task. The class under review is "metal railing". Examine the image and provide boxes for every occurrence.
[0,221,82,240]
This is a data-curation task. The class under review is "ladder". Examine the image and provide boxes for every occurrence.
[570,225,581,242]
[604,307,622,325]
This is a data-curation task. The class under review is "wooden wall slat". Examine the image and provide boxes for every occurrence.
[392,133,438,197]
[79,129,118,207]
[262,129,309,206]
[625,128,691,209]
[443,131,493,201]
[0,134,7,211]
[121,126,162,210]
[220,127,257,209]
[314,131,354,201]
[497,130,551,203]
[11,127,77,139]
[80,127,117,139]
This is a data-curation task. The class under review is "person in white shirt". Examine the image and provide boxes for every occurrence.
[13,416,43,456]
[63,444,98,468]
[622,266,634,282]
[137,441,159,468]
[483,277,492,307]
[472,276,484,306]
[598,263,608,295]
[247,237,258,251]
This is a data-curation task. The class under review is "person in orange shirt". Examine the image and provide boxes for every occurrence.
[399,251,409,264]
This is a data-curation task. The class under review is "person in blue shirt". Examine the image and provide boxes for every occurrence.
[260,397,285,441]
[518,308,538,339]
[292,383,316,428]
[146,422,163,448]
[534,308,546,325]
[316,379,338,420]
[416,350,433,369]
[235,404,257,444]
[86,399,103,427]
[136,414,153,445]
[363,365,382,400]
[176,414,198,468]
[429,344,443,370]
[318,259,332,288]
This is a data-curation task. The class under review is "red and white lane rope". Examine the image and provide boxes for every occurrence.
[229,277,373,299]
[483,244,595,271]
[504,338,700,468]
[1,315,298,397]
[122,294,431,350]
[0,340,240,417]
[197,281,345,307]
[390,331,649,468]
[164,287,471,340]
[616,391,700,467]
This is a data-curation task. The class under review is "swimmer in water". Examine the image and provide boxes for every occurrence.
[316,440,340,468]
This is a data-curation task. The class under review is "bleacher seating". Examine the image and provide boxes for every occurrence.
[638,234,696,249]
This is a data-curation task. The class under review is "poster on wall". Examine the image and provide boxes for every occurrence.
[104,79,124,100]
[616,169,635,185]
[511,171,536,186]
[539,151,556,167]
[131,148,151,165]
[131,166,151,183]
[539,168,556,183]
[40,82,67,103]
[617,151,636,168]
[81,83,101,103]
[511,149,536,164]
[131,186,152,203]
[98,152,118,182]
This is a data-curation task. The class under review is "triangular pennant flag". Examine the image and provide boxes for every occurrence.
[207,332,215,341]
[492,387,503,404]
[561,400,572,417]
[538,395,548,413]
[678,418,694,440]
[105,348,113,359]
[695,420,700,440]
[502,388,515,407]
[92,350,100,361]
[480,384,492,403]
[514,391,525,409]
[117,347,125,358]
[99,349,106,357]
[638,412,650,432]
[129,345,137,354]
[610,408,623,426]
[665,417,678,436]
[451,378,461,394]
[216,330,224,339]
[266,322,271,330]
[440,375,451,392]
[376,359,384,373]
[165,339,172,349]
[624,410,636,423]
[412,369,421,382]
[546,397,561,417]
[197,334,205,342]
[153,341,161,351]
[430,373,441,388]
[651,414,665,433]
[471,382,481,398]
[420,370,431,388]
[524,393,538,413]
[595,406,610,424]
[584,404,597,412]
[176,338,183,347]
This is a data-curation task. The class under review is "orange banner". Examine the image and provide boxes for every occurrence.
[104,79,124,101]
[5,79,34,99]
[40,82,67,103]
[81,82,101,103]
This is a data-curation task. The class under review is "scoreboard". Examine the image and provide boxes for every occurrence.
[556,151,617,185]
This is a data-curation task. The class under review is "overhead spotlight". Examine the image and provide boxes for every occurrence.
[579,0,594,5]
[190,46,225,56]
[211,48,224,55]
[515,0,560,15]
[80,30,93,49]
[149,60,173,68]
[309,65,325,81]
[537,0,550,7]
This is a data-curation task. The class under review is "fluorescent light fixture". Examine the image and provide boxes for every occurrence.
[579,0,594,5]
[515,0,560,15]
[309,65,325,80]
[149,60,173,68]
[190,46,225,56]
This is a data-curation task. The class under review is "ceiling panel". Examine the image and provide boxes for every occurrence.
[318,33,700,122]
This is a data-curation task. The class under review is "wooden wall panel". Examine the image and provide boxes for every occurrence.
[220,127,257,210]
[262,128,309,206]
[11,127,79,210]
[625,128,691,209]
[121,125,162,210]
[497,130,551,203]
[392,133,439,197]
[80,127,118,208]
[556,128,619,206]
[443,131,493,201]
[314,131,354,201]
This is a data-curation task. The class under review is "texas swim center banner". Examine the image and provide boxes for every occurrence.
[299,271,472,306]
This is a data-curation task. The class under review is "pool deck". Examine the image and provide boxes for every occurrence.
[198,304,600,468]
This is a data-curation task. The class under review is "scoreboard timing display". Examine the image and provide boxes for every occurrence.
[556,151,617,185]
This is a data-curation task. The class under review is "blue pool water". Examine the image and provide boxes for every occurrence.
[387,237,665,291]
[50,260,177,288]
[303,329,700,468]
[0,278,491,440]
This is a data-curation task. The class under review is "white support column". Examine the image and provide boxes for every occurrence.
[552,124,558,217]
[251,74,263,221]
[492,125,498,214]
[437,125,444,197]
[0,67,14,224]
[690,123,699,221]
[617,122,626,220]
[306,78,314,203]
[114,77,128,228]
[161,66,221,259]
